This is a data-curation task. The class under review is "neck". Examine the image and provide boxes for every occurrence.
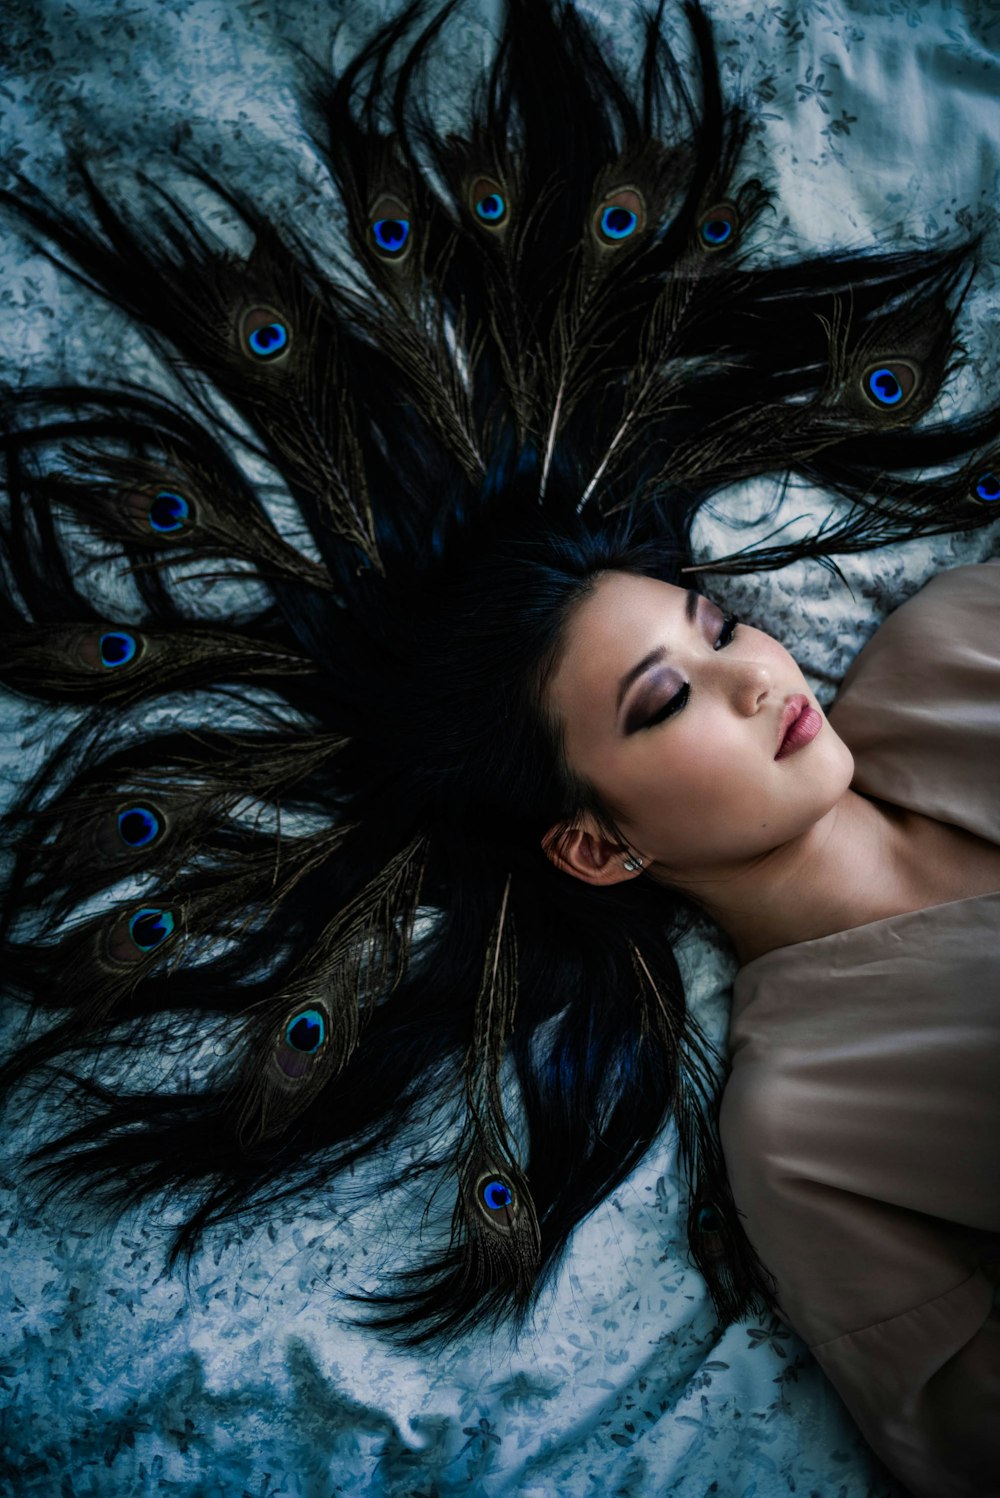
[658,790,921,967]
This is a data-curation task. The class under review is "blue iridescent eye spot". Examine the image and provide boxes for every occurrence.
[975,472,1000,502]
[702,217,732,245]
[469,178,508,231]
[247,322,288,359]
[117,806,160,848]
[285,1008,326,1053]
[99,631,137,668]
[861,360,917,411]
[128,907,175,952]
[240,307,291,363]
[868,367,902,406]
[600,205,637,241]
[475,193,505,223]
[698,204,738,253]
[482,1179,513,1211]
[371,218,410,255]
[148,491,189,534]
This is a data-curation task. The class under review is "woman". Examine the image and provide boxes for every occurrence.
[0,0,998,1492]
[540,552,1000,1496]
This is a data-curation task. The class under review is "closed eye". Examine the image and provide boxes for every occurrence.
[639,613,740,730]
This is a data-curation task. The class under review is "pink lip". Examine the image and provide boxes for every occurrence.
[775,695,822,759]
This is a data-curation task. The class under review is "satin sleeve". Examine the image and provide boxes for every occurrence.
[719,1072,1000,1498]
[811,1272,1000,1498]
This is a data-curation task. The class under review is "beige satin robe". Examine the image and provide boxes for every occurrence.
[718,559,1000,1498]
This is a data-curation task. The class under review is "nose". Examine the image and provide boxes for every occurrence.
[729,659,774,716]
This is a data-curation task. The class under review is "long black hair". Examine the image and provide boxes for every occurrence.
[1,0,999,1349]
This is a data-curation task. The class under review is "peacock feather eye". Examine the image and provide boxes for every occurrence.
[483,1178,512,1209]
[116,805,161,849]
[77,628,144,673]
[369,196,412,260]
[601,206,636,239]
[274,1004,330,1080]
[476,1171,516,1229]
[148,490,190,534]
[99,630,138,668]
[973,471,1000,503]
[697,1204,723,1233]
[470,176,508,230]
[594,187,645,248]
[862,360,918,409]
[695,1201,727,1259]
[475,194,505,224]
[372,219,409,254]
[240,306,291,362]
[697,203,738,251]
[285,1007,326,1053]
[128,906,175,952]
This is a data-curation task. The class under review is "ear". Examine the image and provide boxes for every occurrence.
[541,818,642,887]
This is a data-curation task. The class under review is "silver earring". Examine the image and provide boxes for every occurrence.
[622,854,643,872]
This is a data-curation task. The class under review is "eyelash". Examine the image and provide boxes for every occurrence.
[641,612,741,729]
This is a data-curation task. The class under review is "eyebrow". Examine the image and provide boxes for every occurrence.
[615,588,702,715]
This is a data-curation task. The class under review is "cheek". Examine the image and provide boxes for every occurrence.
[600,734,748,837]
[613,726,849,856]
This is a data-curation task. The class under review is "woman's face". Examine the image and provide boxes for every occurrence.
[543,571,855,883]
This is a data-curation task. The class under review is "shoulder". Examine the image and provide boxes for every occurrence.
[812,1273,1000,1498]
[719,1046,993,1344]
[827,559,1000,830]
[833,558,1000,701]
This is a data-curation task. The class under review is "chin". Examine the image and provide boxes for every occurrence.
[836,738,856,785]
